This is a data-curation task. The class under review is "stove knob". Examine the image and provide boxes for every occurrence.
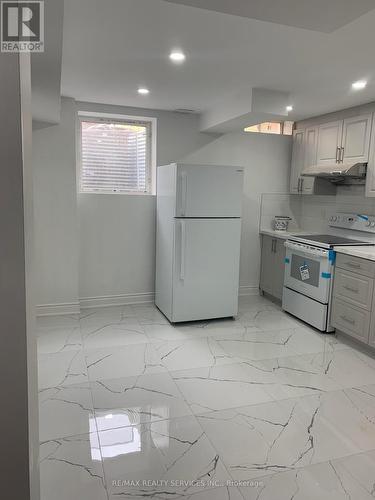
[366,221,371,227]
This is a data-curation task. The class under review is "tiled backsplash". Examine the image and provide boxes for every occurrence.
[260,193,302,233]
[260,186,375,236]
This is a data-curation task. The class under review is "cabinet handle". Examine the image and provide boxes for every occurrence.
[343,285,359,293]
[340,147,344,163]
[340,315,355,325]
[346,262,361,269]
[336,146,340,163]
[300,177,304,192]
[180,171,188,216]
[180,220,186,280]
[297,178,302,193]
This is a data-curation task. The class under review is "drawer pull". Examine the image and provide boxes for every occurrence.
[340,315,355,325]
[343,285,359,293]
[346,262,361,269]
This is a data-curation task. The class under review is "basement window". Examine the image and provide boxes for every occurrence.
[244,121,294,135]
[78,114,156,194]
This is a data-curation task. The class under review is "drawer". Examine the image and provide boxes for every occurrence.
[336,253,375,278]
[333,269,374,310]
[331,298,370,343]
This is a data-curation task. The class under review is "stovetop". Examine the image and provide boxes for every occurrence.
[289,234,374,249]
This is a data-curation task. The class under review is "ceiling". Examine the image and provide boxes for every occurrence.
[164,0,375,33]
[61,0,375,123]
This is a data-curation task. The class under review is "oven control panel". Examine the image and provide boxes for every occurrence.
[328,212,375,232]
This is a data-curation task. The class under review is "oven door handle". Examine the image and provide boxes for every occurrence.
[285,242,330,259]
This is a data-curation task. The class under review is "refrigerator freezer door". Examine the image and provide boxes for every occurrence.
[176,164,243,217]
[171,218,241,322]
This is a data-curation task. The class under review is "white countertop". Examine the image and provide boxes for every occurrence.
[259,229,312,240]
[334,245,375,262]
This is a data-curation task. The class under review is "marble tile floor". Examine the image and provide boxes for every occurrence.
[37,295,375,499]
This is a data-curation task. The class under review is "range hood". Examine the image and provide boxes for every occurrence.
[302,162,367,183]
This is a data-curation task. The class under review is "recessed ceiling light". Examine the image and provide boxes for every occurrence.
[169,51,186,63]
[352,80,367,90]
[138,87,150,95]
[286,105,293,112]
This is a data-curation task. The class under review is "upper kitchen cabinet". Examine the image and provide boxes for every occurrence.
[290,110,375,197]
[341,113,372,164]
[290,129,305,194]
[316,120,343,165]
[316,113,372,165]
[301,126,318,194]
[290,125,335,195]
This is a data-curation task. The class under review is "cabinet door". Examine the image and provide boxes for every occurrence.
[369,311,375,348]
[341,114,372,164]
[331,298,370,344]
[304,127,318,168]
[290,129,305,194]
[273,238,286,300]
[301,127,318,194]
[316,120,343,165]
[260,235,275,295]
[366,113,375,197]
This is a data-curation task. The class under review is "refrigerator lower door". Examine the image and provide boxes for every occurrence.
[171,218,241,322]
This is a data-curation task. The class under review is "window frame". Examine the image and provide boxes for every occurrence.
[77,111,157,195]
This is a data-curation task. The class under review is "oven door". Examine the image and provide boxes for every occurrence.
[284,241,333,304]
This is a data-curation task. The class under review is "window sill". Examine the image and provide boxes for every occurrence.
[79,191,156,196]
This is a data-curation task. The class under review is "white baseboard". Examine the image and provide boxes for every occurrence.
[79,292,155,310]
[36,302,80,317]
[37,288,258,316]
[239,286,259,296]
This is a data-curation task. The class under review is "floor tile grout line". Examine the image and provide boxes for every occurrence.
[79,381,331,436]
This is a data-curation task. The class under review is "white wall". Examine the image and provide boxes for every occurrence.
[33,97,80,312]
[183,132,292,291]
[78,193,157,303]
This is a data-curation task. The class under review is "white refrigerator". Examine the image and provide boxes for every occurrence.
[155,163,244,322]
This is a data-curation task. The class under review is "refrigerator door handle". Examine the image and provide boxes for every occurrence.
[180,171,188,216]
[180,220,186,281]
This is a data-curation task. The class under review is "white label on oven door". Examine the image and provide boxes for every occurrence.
[299,264,310,281]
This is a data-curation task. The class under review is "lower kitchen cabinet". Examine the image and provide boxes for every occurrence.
[369,312,375,348]
[331,298,371,344]
[332,253,375,347]
[260,235,286,300]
